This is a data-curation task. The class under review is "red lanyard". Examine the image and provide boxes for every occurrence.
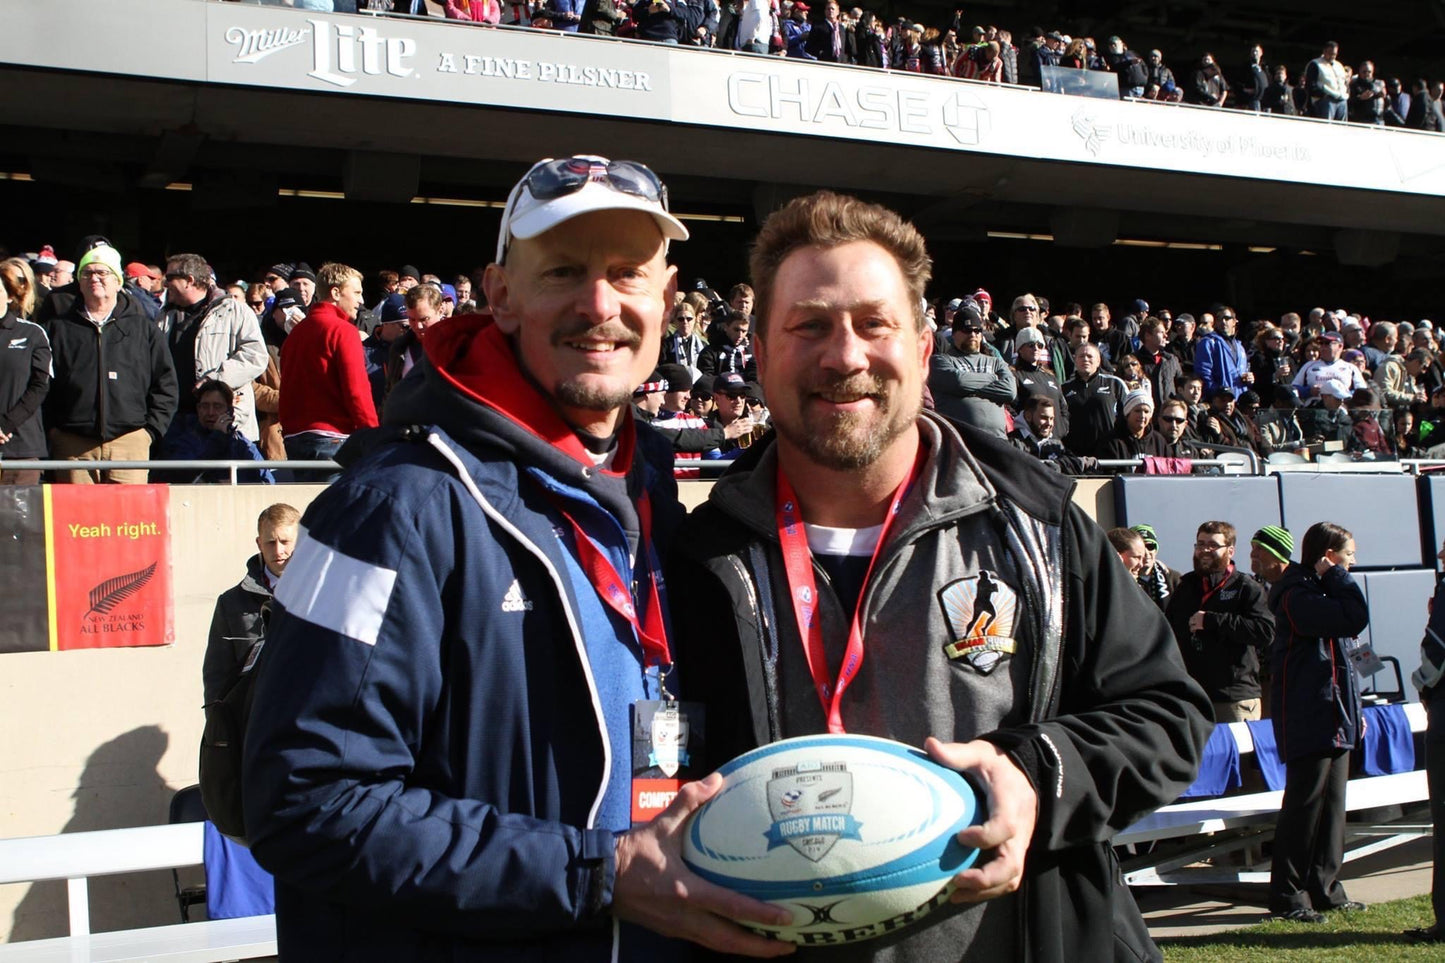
[774,449,924,734]
[549,491,671,669]
[1199,564,1235,606]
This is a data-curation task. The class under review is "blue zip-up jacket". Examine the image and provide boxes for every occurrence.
[1193,331,1248,399]
[242,316,684,961]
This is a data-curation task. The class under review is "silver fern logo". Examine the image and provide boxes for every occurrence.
[80,563,158,636]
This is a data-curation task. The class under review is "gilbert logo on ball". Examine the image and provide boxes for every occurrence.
[683,734,985,946]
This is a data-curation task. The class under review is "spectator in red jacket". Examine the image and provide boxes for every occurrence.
[446,0,502,22]
[279,262,378,481]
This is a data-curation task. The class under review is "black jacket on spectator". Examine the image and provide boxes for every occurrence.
[1062,371,1127,456]
[1188,62,1228,105]
[1012,361,1069,437]
[44,292,179,442]
[855,30,885,69]
[697,339,756,381]
[1167,566,1273,704]
[1407,94,1445,132]
[204,553,271,705]
[1170,336,1196,373]
[1139,348,1183,411]
[803,18,852,62]
[1260,80,1297,115]
[631,0,699,43]
[0,309,51,458]
[1238,61,1269,109]
[1097,426,1171,464]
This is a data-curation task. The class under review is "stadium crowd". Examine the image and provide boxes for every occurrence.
[0,235,1438,482]
[236,0,1445,130]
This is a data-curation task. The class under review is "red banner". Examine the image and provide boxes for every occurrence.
[45,486,174,651]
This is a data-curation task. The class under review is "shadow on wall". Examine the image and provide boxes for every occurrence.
[8,725,180,940]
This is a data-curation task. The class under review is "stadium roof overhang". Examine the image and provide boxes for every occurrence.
[3,0,1444,263]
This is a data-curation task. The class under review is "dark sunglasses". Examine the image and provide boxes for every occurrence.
[524,157,666,206]
[1159,415,1187,425]
[498,157,668,262]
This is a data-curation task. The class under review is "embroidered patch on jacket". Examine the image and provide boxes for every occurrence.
[939,571,1018,674]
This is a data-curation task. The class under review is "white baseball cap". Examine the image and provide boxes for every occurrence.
[495,155,688,264]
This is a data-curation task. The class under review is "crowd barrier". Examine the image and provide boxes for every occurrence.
[0,824,276,962]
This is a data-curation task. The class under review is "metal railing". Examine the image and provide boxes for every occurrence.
[0,460,338,485]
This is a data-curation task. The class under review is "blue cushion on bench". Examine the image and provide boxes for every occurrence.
[1179,724,1242,798]
[1358,703,1416,776]
[1245,720,1287,791]
[203,821,275,920]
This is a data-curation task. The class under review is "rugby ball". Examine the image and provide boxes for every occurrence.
[682,734,984,946]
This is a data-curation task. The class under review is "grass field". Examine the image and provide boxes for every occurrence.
[1159,895,1440,962]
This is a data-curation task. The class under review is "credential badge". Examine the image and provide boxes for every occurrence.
[648,705,689,777]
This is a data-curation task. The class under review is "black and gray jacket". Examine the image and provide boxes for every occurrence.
[204,553,271,705]
[670,411,1212,963]
[0,309,51,458]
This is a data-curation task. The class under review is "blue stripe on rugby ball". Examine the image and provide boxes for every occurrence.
[685,735,982,901]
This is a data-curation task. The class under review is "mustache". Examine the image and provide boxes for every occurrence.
[803,373,888,401]
[550,320,642,350]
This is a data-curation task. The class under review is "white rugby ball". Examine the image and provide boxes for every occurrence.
[682,734,984,946]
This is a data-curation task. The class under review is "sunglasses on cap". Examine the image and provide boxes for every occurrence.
[496,156,670,263]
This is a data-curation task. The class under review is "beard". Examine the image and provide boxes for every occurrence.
[772,372,920,471]
[543,320,646,413]
[554,380,635,412]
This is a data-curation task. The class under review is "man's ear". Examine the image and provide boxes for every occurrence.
[482,263,520,334]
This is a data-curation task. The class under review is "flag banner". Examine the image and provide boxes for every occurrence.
[45,486,174,651]
[0,486,49,653]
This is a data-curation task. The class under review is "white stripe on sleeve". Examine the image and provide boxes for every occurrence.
[273,525,397,647]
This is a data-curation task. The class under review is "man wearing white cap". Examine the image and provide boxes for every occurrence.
[1294,332,1366,403]
[244,156,791,961]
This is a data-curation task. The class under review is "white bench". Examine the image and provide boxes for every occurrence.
[1117,703,1431,886]
[0,823,276,962]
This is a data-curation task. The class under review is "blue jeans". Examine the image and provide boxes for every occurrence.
[1312,98,1347,121]
[283,434,345,484]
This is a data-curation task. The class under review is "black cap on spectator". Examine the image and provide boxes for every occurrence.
[716,372,749,395]
[291,262,317,284]
[955,304,984,330]
[268,263,293,282]
[745,381,766,404]
[692,374,715,397]
[75,236,113,263]
[399,265,422,283]
[1239,390,1262,408]
[379,293,407,323]
[1272,386,1301,408]
[272,288,303,313]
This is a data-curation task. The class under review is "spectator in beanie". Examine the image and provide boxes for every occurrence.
[1133,524,1181,612]
[289,262,317,306]
[44,243,178,484]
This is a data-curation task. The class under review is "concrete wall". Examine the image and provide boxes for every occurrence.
[0,476,1103,942]
[0,485,326,942]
